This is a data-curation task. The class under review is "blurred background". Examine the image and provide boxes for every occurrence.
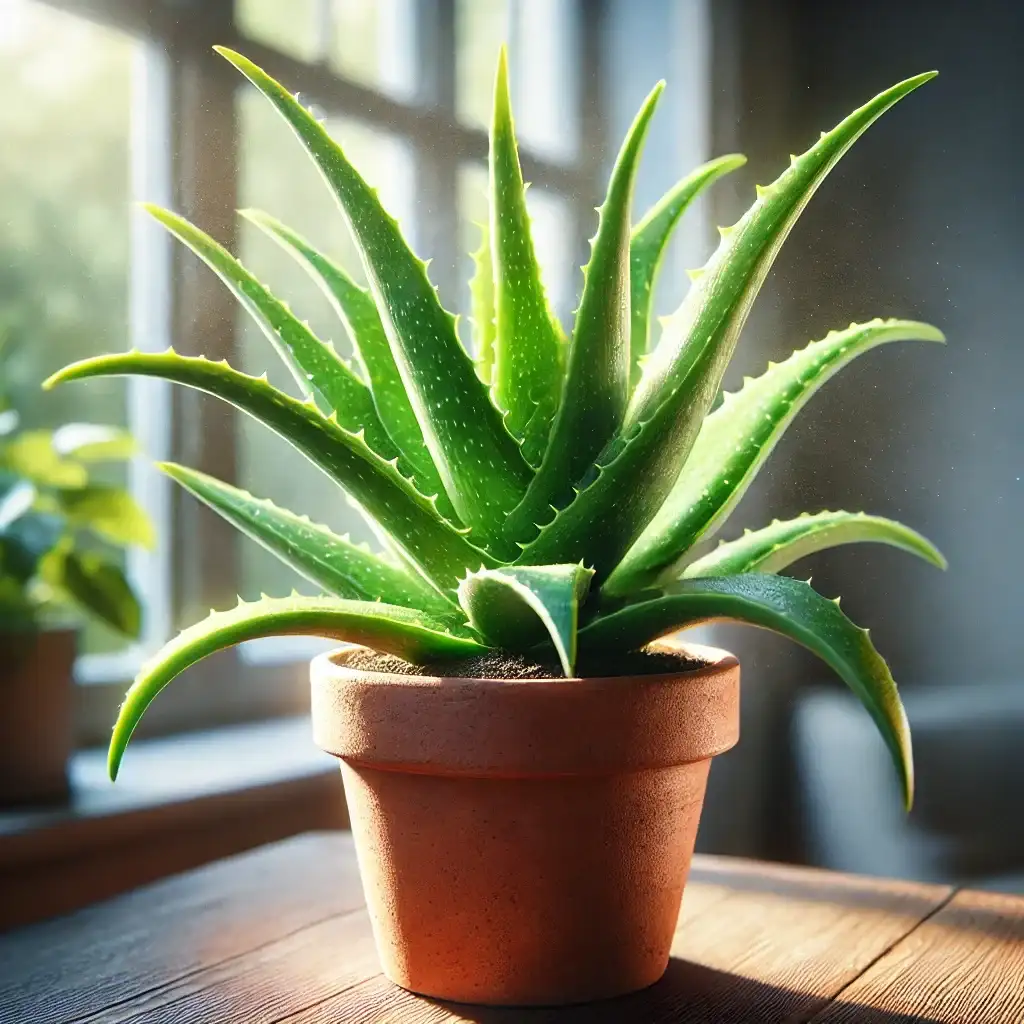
[0,0,1021,924]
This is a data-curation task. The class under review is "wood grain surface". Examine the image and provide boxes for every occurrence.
[1,831,1021,1023]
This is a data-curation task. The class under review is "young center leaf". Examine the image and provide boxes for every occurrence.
[458,563,595,677]
[108,595,488,780]
[44,352,490,591]
[469,221,498,386]
[505,82,664,543]
[517,75,937,580]
[160,462,460,617]
[630,153,747,384]
[682,510,947,578]
[579,573,914,807]
[608,318,945,591]
[217,47,531,554]
[488,47,565,466]
[240,209,457,521]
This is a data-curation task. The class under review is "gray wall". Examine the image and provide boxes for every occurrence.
[710,0,1024,859]
[751,0,1024,690]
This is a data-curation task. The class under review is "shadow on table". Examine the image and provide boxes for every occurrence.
[425,958,946,1023]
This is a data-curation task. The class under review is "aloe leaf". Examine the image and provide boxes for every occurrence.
[160,461,459,617]
[579,573,913,807]
[457,563,594,676]
[517,74,935,580]
[630,154,747,385]
[217,48,530,553]
[108,594,488,779]
[45,352,490,591]
[608,319,945,591]
[469,221,497,385]
[46,547,142,639]
[57,485,156,549]
[239,210,456,522]
[505,82,664,543]
[51,423,138,461]
[488,48,565,465]
[684,510,946,578]
[145,205,400,464]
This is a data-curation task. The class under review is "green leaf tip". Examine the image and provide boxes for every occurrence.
[488,37,566,464]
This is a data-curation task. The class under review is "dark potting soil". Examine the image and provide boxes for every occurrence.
[344,645,711,680]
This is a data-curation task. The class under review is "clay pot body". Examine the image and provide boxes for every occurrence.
[310,638,740,1006]
[0,628,76,806]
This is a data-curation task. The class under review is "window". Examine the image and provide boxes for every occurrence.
[12,0,696,746]
[0,2,134,662]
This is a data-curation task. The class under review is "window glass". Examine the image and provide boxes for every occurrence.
[456,0,578,162]
[330,0,416,99]
[235,0,323,63]
[0,0,134,655]
[511,0,579,161]
[237,89,416,604]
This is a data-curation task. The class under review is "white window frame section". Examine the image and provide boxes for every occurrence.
[75,37,174,683]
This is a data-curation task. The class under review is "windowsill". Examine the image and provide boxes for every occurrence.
[0,716,348,931]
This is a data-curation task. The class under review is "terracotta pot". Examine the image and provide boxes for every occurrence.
[310,637,740,1006]
[0,627,76,806]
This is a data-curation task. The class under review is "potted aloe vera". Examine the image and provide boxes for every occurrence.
[0,338,152,804]
[47,48,944,1005]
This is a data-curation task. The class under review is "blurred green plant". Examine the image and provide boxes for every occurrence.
[0,336,151,637]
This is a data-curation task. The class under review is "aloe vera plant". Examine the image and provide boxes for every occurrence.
[46,48,944,806]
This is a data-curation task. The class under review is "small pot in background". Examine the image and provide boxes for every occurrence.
[0,628,76,806]
[311,638,740,1006]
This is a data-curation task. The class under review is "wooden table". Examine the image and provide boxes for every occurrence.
[2,832,1022,1023]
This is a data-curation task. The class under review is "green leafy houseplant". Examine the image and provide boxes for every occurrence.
[47,48,943,813]
[0,340,151,639]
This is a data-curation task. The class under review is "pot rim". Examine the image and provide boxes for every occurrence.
[310,638,740,778]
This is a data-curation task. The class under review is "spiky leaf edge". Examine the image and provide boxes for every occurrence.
[682,510,946,577]
[579,573,913,807]
[608,318,945,591]
[629,153,747,384]
[44,352,491,592]
[108,594,487,779]
[217,47,531,555]
[516,74,937,580]
[160,461,461,618]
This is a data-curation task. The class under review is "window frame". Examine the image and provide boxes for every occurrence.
[33,0,608,747]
